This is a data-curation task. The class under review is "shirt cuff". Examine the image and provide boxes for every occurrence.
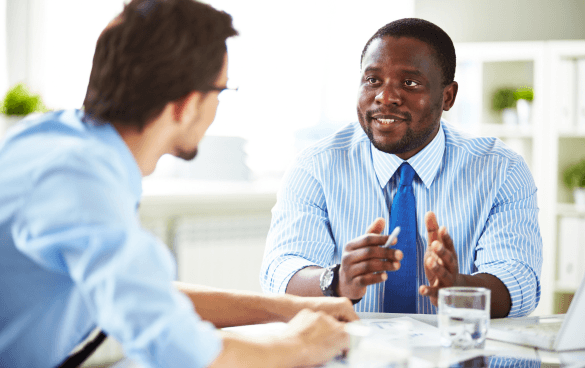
[273,257,320,294]
[473,263,539,318]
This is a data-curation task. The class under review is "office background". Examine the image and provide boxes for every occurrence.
[1,0,585,364]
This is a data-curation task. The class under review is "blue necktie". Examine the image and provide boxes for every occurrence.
[384,162,417,313]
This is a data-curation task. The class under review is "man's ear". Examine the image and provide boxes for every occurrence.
[442,81,458,112]
[172,91,203,125]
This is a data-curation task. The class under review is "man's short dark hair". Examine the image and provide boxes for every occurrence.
[360,18,455,86]
[83,0,238,129]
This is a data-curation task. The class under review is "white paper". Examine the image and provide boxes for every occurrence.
[360,316,443,347]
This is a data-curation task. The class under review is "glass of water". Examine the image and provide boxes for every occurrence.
[438,287,491,349]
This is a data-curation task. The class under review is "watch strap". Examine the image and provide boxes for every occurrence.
[322,264,363,305]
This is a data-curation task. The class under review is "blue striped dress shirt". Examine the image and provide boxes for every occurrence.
[261,120,542,317]
[0,110,221,367]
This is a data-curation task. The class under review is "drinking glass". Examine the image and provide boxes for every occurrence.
[438,287,491,349]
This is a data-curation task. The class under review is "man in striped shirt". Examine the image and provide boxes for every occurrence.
[261,18,542,318]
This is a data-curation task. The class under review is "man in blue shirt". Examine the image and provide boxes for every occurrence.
[0,1,357,367]
[261,18,542,318]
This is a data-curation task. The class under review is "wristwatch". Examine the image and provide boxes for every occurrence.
[320,264,363,305]
[320,264,340,297]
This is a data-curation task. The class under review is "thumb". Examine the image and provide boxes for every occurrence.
[365,217,385,234]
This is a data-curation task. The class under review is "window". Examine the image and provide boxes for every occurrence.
[3,0,414,181]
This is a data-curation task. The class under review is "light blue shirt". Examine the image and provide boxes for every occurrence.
[0,110,221,368]
[261,121,542,317]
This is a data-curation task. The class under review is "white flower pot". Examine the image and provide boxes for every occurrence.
[516,99,531,126]
[502,108,518,126]
[574,188,585,212]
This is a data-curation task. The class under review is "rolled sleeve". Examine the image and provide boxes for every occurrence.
[475,158,542,317]
[473,262,540,317]
[267,257,319,294]
[260,155,336,294]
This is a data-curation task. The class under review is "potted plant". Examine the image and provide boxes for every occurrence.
[513,86,534,126]
[491,87,517,125]
[562,159,585,211]
[1,83,47,136]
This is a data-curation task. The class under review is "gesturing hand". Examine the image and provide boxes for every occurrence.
[337,217,402,300]
[419,211,460,306]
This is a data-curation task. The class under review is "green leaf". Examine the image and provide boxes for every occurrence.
[563,159,585,189]
[491,88,517,111]
[1,83,47,116]
[513,86,534,101]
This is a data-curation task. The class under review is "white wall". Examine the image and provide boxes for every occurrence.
[4,0,125,109]
[415,0,585,43]
[0,0,9,95]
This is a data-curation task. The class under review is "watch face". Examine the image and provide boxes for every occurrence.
[322,268,334,288]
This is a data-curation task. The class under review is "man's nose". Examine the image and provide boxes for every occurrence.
[375,84,402,106]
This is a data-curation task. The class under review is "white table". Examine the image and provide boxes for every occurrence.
[350,313,566,367]
[223,312,583,368]
[108,311,583,368]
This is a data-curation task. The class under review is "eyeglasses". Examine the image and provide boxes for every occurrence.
[205,85,239,102]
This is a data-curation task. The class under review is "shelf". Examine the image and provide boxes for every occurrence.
[558,128,585,138]
[478,123,534,139]
[555,283,579,294]
[557,203,585,217]
[453,40,585,316]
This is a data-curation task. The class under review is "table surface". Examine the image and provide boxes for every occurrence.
[353,313,560,368]
[110,312,585,368]
[224,312,585,368]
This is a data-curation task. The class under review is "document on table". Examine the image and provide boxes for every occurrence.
[360,316,443,347]
[223,317,443,346]
[222,322,288,337]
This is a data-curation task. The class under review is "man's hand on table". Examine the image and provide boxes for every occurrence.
[289,294,359,322]
[337,217,402,300]
[419,211,461,306]
[283,309,350,366]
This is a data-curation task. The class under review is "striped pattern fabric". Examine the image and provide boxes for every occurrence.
[260,121,542,317]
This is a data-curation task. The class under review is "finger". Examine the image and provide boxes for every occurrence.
[347,258,401,277]
[429,258,451,282]
[431,241,458,275]
[439,226,457,255]
[425,211,439,246]
[419,284,440,298]
[344,233,388,251]
[335,298,360,322]
[424,253,439,280]
[365,217,385,234]
[427,247,456,283]
[429,240,448,268]
[352,246,403,263]
[352,272,389,287]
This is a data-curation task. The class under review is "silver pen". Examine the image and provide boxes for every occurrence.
[382,226,401,248]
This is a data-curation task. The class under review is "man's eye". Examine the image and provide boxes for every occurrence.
[405,80,419,87]
[366,77,379,84]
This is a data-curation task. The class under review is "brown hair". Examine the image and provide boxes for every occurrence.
[83,0,238,130]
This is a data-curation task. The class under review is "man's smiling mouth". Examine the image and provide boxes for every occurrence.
[375,118,397,125]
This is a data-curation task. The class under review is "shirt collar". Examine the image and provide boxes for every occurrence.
[76,110,143,203]
[371,121,445,189]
